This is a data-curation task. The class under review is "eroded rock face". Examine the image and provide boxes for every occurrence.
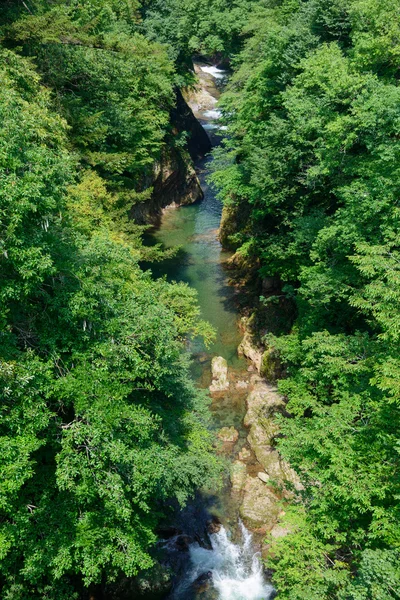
[130,147,203,225]
[218,426,239,443]
[239,476,281,531]
[209,356,229,392]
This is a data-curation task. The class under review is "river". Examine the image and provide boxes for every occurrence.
[146,65,275,600]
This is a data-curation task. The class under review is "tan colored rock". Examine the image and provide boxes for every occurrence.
[238,447,251,461]
[240,476,281,531]
[230,460,247,493]
[238,331,263,372]
[209,356,229,392]
[257,472,270,483]
[270,523,291,539]
[218,426,239,443]
[244,381,284,428]
[244,380,302,491]
[235,380,249,390]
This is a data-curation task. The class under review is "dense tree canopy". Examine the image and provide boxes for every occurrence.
[212,0,400,597]
[0,2,219,598]
[3,0,400,597]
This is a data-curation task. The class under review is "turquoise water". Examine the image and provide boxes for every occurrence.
[146,154,245,371]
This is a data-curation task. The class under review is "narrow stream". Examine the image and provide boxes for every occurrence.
[146,65,274,600]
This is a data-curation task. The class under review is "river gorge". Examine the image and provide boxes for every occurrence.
[143,64,286,600]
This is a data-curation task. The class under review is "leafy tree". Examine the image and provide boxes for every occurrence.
[212,0,400,596]
[0,17,218,599]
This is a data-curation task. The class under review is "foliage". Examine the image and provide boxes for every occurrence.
[0,4,220,597]
[140,0,260,78]
[212,0,400,597]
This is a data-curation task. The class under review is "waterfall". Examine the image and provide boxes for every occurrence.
[170,522,275,600]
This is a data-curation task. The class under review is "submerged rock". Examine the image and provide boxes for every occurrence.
[209,356,229,392]
[193,570,213,592]
[217,426,239,443]
[240,476,281,531]
[175,534,193,552]
[230,460,247,493]
[238,446,251,461]
[206,517,222,534]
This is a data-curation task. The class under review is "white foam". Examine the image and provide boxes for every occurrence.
[186,522,274,599]
[203,109,222,120]
[200,65,227,79]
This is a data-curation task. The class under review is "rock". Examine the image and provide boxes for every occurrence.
[193,571,213,594]
[260,347,282,383]
[156,526,182,539]
[130,147,203,226]
[270,523,291,539]
[230,460,247,493]
[209,356,229,392]
[217,426,239,443]
[238,331,263,372]
[175,534,193,552]
[122,563,173,600]
[206,517,222,534]
[244,381,284,429]
[257,472,270,483]
[171,89,211,160]
[262,277,280,293]
[240,476,281,531]
[238,447,251,461]
[244,380,302,491]
[235,380,248,389]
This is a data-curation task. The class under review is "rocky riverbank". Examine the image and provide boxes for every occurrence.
[210,341,299,554]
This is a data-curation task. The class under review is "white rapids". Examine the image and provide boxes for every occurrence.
[173,522,274,599]
[200,65,227,79]
[203,108,223,120]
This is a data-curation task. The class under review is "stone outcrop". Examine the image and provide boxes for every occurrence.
[184,63,221,117]
[130,147,203,225]
[244,377,302,491]
[130,84,211,226]
[172,89,211,160]
[240,476,281,531]
[238,331,263,373]
[209,356,229,392]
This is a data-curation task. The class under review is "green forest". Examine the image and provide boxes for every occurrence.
[213,0,400,598]
[1,0,400,599]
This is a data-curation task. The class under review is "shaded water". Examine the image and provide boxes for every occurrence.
[147,152,244,370]
[146,65,273,600]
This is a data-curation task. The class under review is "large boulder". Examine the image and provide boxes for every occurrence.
[209,356,229,392]
[244,379,302,491]
[244,378,284,428]
[238,331,263,372]
[239,476,281,531]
